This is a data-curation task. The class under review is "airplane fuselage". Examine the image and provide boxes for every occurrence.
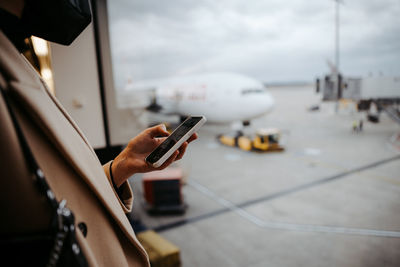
[154,73,275,123]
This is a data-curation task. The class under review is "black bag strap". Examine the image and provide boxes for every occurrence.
[0,85,88,267]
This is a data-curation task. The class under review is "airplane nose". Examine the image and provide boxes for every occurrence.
[245,92,275,119]
[258,93,274,115]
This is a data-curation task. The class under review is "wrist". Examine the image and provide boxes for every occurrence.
[109,160,121,189]
[111,156,133,187]
[110,159,128,189]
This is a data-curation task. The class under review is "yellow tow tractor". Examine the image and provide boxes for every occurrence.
[217,128,284,152]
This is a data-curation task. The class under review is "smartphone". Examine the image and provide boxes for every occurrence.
[145,116,206,168]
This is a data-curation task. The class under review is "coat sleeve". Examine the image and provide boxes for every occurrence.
[103,161,134,213]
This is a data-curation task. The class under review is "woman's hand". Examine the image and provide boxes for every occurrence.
[111,124,198,187]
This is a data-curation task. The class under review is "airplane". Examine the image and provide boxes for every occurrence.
[119,72,275,126]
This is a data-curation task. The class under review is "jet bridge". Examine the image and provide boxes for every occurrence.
[316,74,400,125]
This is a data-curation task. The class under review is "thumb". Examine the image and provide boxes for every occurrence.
[148,124,169,138]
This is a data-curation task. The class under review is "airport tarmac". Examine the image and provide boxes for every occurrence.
[128,85,400,267]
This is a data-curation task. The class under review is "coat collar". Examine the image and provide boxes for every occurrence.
[0,31,147,258]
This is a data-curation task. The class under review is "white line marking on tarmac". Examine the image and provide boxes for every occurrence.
[189,180,400,238]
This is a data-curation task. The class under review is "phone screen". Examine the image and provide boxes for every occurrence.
[146,117,203,164]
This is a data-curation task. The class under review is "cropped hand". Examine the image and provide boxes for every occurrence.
[111,124,197,187]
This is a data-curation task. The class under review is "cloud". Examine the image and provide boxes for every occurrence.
[107,0,400,87]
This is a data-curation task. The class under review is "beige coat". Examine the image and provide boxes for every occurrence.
[0,31,150,266]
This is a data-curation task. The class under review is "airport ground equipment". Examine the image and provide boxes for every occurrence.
[137,230,181,267]
[316,74,400,125]
[217,128,284,152]
[142,168,186,214]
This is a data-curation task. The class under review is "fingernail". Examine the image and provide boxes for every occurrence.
[161,124,167,131]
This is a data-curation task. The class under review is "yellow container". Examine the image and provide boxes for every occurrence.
[137,230,181,267]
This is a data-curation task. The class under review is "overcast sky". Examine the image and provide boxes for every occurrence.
[107,0,400,88]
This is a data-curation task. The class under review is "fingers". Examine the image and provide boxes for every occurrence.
[150,131,198,170]
[160,133,197,163]
[187,133,198,143]
[176,142,188,160]
[158,150,179,170]
[176,134,196,160]
[147,124,170,138]
[155,136,167,146]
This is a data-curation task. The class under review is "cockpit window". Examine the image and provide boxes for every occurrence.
[241,88,265,95]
